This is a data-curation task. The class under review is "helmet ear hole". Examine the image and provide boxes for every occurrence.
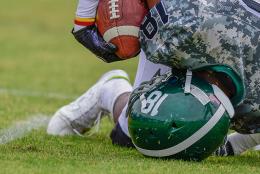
[172,122,178,128]
[149,131,154,136]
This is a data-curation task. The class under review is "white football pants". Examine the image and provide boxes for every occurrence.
[118,50,171,137]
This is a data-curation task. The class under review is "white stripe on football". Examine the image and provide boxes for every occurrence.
[103,26,139,42]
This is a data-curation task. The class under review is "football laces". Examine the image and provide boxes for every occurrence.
[108,0,120,19]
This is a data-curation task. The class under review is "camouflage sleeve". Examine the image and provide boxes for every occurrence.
[140,0,259,72]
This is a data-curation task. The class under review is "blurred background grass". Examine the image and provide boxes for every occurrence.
[0,0,137,128]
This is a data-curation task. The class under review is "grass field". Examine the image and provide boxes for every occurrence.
[0,0,259,173]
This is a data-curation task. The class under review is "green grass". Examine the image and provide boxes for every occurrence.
[0,0,259,173]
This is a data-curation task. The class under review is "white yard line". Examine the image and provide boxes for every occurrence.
[0,114,50,144]
[0,87,76,144]
[0,87,76,100]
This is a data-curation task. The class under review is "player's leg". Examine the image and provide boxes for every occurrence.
[89,47,172,125]
[229,133,260,155]
[110,50,171,147]
[47,50,170,142]
[112,92,131,123]
[216,132,260,156]
[132,51,171,88]
[47,70,133,136]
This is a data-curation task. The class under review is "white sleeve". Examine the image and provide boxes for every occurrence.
[74,0,99,30]
[75,0,99,18]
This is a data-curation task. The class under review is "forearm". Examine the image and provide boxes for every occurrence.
[74,0,99,31]
[71,0,120,62]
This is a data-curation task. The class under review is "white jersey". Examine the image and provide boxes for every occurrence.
[75,0,99,18]
[74,0,99,30]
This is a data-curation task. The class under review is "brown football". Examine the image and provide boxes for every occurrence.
[96,0,148,59]
[146,0,160,9]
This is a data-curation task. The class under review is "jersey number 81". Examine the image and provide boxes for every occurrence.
[140,2,169,39]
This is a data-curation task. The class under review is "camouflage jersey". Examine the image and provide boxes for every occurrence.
[139,0,260,133]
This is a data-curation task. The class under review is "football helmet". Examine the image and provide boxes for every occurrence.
[127,70,234,161]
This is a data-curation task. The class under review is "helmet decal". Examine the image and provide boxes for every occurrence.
[140,91,169,116]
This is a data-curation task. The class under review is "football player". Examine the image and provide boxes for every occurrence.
[47,0,260,157]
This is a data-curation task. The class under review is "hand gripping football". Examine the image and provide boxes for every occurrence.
[96,0,148,59]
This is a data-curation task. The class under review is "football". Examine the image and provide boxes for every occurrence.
[146,0,160,9]
[96,0,148,59]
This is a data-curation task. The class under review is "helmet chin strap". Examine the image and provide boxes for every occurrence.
[184,69,234,118]
[212,84,235,118]
[190,85,210,105]
[184,69,210,105]
[184,69,192,94]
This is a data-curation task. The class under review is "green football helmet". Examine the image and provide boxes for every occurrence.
[127,70,234,161]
